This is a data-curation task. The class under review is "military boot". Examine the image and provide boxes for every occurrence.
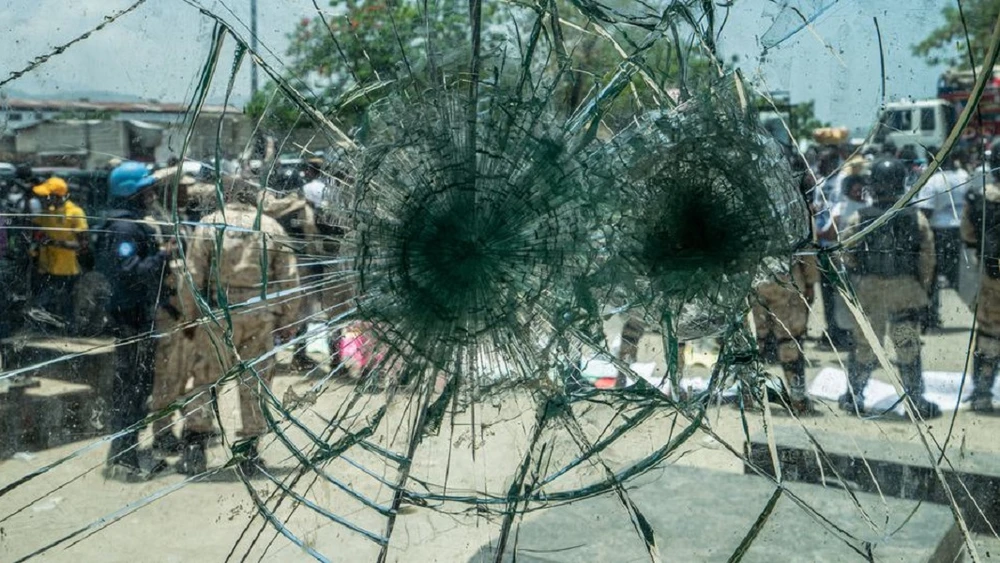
[900,358,941,420]
[104,436,167,482]
[839,358,873,416]
[104,437,144,482]
[177,431,211,476]
[292,347,319,371]
[782,356,817,416]
[236,437,262,478]
[970,353,998,413]
[152,428,184,455]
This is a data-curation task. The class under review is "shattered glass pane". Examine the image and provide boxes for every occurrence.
[2,0,1000,561]
[760,1,840,50]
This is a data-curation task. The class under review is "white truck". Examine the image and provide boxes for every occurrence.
[870,66,1000,156]
[872,99,957,156]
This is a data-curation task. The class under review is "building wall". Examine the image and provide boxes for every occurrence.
[155,113,252,163]
[5,111,251,168]
[0,135,16,161]
[0,110,57,131]
[14,121,130,168]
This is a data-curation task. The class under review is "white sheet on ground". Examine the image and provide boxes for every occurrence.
[808,366,1000,414]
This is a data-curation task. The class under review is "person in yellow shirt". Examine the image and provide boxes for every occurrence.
[33,177,88,325]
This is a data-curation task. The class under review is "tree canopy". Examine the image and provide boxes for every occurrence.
[245,0,713,135]
[913,0,1000,68]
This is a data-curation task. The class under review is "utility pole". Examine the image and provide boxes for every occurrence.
[250,0,259,96]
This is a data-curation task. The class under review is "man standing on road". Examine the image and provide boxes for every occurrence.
[33,177,88,327]
[262,178,322,371]
[752,253,819,414]
[99,162,174,480]
[838,159,940,419]
[813,151,861,349]
[0,169,39,339]
[918,148,971,330]
[145,169,199,453]
[177,175,300,476]
[301,157,327,209]
[827,173,872,348]
[961,142,1000,412]
[2,164,44,313]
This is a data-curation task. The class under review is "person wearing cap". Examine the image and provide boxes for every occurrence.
[32,177,88,325]
[28,182,51,302]
[749,163,822,414]
[97,161,175,480]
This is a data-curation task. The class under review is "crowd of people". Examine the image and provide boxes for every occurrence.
[752,140,1000,419]
[5,137,1000,478]
[0,157,347,481]
[0,165,87,337]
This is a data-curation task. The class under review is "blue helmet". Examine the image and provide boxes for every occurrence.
[108,161,156,199]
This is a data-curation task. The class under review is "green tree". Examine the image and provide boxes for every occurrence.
[788,100,829,141]
[256,0,482,130]
[913,0,1000,68]
[249,0,714,132]
[244,85,305,133]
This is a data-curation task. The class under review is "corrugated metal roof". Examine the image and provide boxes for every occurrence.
[0,98,242,115]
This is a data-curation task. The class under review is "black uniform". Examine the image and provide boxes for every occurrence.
[0,180,41,337]
[95,206,169,469]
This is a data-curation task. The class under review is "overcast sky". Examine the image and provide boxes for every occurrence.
[0,0,953,130]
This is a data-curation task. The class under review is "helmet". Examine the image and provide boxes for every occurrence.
[15,163,32,180]
[869,158,907,199]
[45,177,68,197]
[108,161,156,199]
[842,173,866,193]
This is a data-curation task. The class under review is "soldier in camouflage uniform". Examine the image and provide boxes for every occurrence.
[751,254,819,414]
[960,142,1000,412]
[145,169,199,453]
[176,176,301,475]
[838,159,940,419]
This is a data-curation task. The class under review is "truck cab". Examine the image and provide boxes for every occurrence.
[872,99,957,155]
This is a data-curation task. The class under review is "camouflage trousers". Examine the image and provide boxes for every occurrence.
[975,276,1000,357]
[182,308,278,438]
[850,277,928,366]
[751,280,809,364]
[149,309,190,435]
[317,254,355,324]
